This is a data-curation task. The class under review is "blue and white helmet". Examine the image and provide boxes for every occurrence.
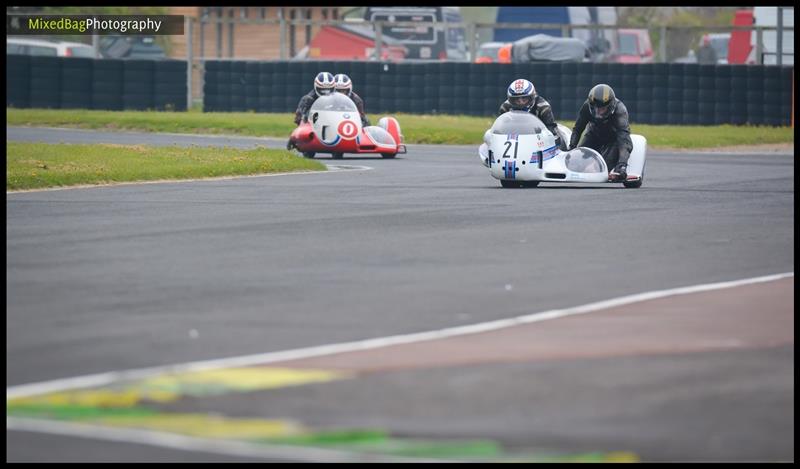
[333,73,353,95]
[506,78,536,111]
[314,72,335,97]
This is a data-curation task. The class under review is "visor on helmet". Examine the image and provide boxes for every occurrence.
[593,102,612,118]
[509,95,533,109]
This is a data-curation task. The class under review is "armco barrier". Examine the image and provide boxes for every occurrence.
[201,61,792,126]
[6,56,186,112]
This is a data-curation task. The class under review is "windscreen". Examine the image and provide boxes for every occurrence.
[491,111,547,135]
[69,46,96,58]
[310,93,358,113]
[364,126,396,146]
[564,148,605,173]
[478,44,500,60]
[371,12,436,43]
[618,33,638,55]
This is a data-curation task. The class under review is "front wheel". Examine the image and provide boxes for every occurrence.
[623,178,643,189]
[500,179,520,188]
[623,164,645,189]
[381,153,396,159]
[331,152,344,160]
[302,151,316,159]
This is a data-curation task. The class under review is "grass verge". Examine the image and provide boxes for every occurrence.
[6,142,326,191]
[7,108,794,148]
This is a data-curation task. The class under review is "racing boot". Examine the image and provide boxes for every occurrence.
[286,139,295,151]
[609,163,627,182]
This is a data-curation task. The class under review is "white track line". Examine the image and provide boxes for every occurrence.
[7,272,793,401]
[6,417,447,463]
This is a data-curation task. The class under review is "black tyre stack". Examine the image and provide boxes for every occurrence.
[60,57,93,110]
[257,62,273,112]
[712,65,731,126]
[229,61,246,112]
[7,55,31,108]
[635,64,654,124]
[361,62,380,115]
[651,63,669,125]
[761,66,782,126]
[271,61,290,112]
[92,59,124,110]
[29,56,61,109]
[729,65,748,125]
[680,64,699,125]
[745,65,764,125]
[696,64,716,126]
[778,66,792,126]
[153,60,187,111]
[409,62,427,115]
[436,62,455,115]
[122,60,154,111]
[202,60,218,112]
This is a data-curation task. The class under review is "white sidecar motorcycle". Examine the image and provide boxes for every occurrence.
[478,111,647,188]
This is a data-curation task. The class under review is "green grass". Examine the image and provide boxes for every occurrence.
[7,108,794,148]
[6,142,326,191]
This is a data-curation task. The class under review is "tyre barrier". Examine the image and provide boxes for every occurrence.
[200,61,792,126]
[6,56,791,126]
[6,56,186,112]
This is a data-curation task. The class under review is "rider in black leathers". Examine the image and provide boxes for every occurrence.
[569,84,633,181]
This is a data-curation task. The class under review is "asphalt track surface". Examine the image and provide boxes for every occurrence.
[6,127,795,462]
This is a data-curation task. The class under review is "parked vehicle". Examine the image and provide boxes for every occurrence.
[341,6,467,61]
[474,34,588,64]
[474,42,509,64]
[609,29,654,63]
[6,38,95,57]
[99,36,166,60]
[295,23,407,61]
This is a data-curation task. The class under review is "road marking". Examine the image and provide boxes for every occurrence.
[8,271,793,401]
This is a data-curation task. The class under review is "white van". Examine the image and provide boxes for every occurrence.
[6,38,96,58]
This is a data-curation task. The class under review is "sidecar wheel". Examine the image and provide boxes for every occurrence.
[331,152,344,160]
[381,153,396,159]
[302,152,316,159]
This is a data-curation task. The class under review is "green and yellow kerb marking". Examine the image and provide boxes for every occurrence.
[7,365,639,462]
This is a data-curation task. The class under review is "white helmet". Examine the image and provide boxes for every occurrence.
[333,73,353,95]
[506,78,536,111]
[314,72,335,97]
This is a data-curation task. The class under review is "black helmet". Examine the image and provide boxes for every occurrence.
[588,84,617,121]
